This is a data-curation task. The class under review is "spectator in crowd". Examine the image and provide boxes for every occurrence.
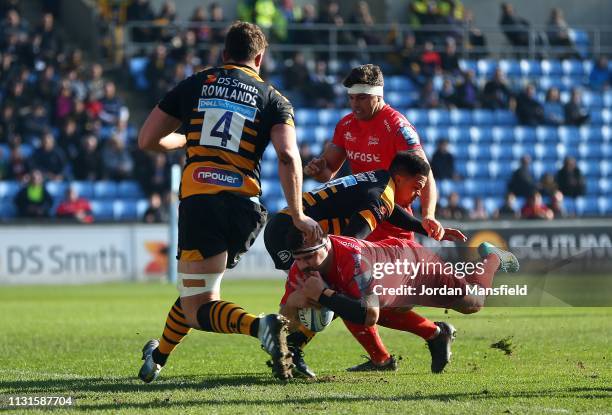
[539,172,559,198]
[143,152,170,196]
[282,51,310,105]
[420,40,442,78]
[350,1,381,48]
[146,44,171,104]
[56,186,93,223]
[14,169,53,218]
[543,87,564,125]
[495,192,519,219]
[555,156,586,198]
[87,63,106,101]
[209,2,228,43]
[482,68,514,110]
[521,191,554,220]
[143,192,168,223]
[101,135,134,181]
[31,132,67,181]
[548,190,566,219]
[546,7,577,58]
[453,70,480,109]
[55,79,74,123]
[126,0,156,42]
[57,118,81,160]
[471,197,489,220]
[6,145,30,181]
[464,9,487,59]
[73,134,102,180]
[439,191,467,220]
[36,65,58,104]
[564,88,590,126]
[440,38,461,75]
[36,12,62,60]
[397,33,423,84]
[0,105,20,140]
[430,138,456,180]
[499,3,530,50]
[419,79,440,108]
[188,6,210,43]
[21,101,51,142]
[305,60,337,108]
[589,56,611,90]
[439,78,456,108]
[508,155,537,198]
[99,81,129,127]
[516,84,546,125]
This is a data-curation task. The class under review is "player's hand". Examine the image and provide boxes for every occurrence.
[293,214,323,242]
[422,216,444,241]
[301,272,326,301]
[285,290,311,309]
[442,227,467,242]
[304,157,326,177]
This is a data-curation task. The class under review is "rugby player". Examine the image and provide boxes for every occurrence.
[303,64,445,372]
[282,231,520,366]
[137,21,321,382]
[266,152,466,377]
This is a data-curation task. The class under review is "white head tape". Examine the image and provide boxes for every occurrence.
[346,83,384,96]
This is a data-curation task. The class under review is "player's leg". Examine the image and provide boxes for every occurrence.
[343,320,396,371]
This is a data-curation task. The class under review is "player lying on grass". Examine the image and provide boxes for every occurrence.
[281,229,519,376]
[265,152,466,377]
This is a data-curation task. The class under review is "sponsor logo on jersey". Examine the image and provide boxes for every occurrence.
[383,119,391,133]
[277,250,291,263]
[346,150,381,163]
[193,167,243,187]
[205,74,218,84]
[368,136,380,146]
[344,131,356,142]
[400,124,420,145]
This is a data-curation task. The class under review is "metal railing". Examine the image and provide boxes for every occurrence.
[117,21,612,64]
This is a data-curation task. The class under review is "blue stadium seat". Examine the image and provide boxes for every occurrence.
[91,200,114,220]
[568,29,590,58]
[491,126,513,142]
[0,181,20,202]
[94,181,118,199]
[535,126,559,142]
[427,109,451,126]
[463,178,485,196]
[562,59,586,77]
[260,160,276,177]
[0,201,17,218]
[314,127,332,143]
[295,109,319,126]
[113,200,141,220]
[499,59,521,77]
[519,59,543,77]
[449,109,472,125]
[579,126,603,142]
[603,91,612,107]
[459,59,477,74]
[460,197,475,211]
[451,143,469,158]
[386,76,413,92]
[493,110,516,125]
[467,144,491,160]
[20,143,34,158]
[387,92,413,108]
[406,109,428,126]
[576,196,600,215]
[589,109,604,124]
[423,126,441,142]
[47,181,68,202]
[470,126,493,142]
[117,181,144,199]
[447,126,470,143]
[541,60,563,76]
[438,179,453,197]
[296,126,315,143]
[472,109,494,125]
[129,57,150,90]
[0,144,9,161]
[513,126,536,143]
[476,59,496,77]
[582,91,604,108]
[316,109,337,125]
[558,126,580,145]
[486,180,507,197]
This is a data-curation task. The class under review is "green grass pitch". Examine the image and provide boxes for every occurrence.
[1,280,610,414]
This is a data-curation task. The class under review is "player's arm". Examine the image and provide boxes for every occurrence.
[138,106,186,152]
[271,123,321,240]
[300,274,379,326]
[304,142,346,182]
[412,147,443,240]
[386,208,468,241]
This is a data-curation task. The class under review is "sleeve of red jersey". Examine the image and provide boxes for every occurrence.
[331,120,346,150]
[394,116,422,152]
[279,265,299,305]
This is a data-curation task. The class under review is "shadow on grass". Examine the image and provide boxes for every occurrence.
[2,374,610,411]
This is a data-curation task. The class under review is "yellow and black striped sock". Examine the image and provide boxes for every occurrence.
[196,300,259,337]
[287,324,316,349]
[152,297,191,366]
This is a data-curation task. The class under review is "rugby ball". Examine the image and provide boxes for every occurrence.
[297,306,334,332]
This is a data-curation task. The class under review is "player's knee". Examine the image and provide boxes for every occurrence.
[452,295,484,314]
[364,307,379,327]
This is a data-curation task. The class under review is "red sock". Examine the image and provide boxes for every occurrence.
[342,319,390,364]
[466,253,500,289]
[377,309,439,340]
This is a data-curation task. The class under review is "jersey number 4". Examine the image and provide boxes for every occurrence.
[200,108,245,153]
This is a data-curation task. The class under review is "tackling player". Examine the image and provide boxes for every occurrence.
[303,64,445,372]
[137,21,321,382]
[266,153,465,377]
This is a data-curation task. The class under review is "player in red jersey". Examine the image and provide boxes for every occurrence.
[281,231,519,375]
[302,64,445,372]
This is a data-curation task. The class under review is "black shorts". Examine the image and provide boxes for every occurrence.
[263,212,294,271]
[178,193,267,269]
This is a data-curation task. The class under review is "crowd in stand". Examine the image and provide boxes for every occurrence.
[0,1,177,221]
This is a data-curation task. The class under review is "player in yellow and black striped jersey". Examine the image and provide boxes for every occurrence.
[137,21,321,383]
[264,152,466,271]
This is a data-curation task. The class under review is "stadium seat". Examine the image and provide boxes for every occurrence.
[90,200,114,220]
[0,201,17,218]
[117,181,144,199]
[535,126,559,142]
[562,59,586,77]
[0,181,20,202]
[47,181,68,202]
[113,200,142,220]
[568,29,590,58]
[459,59,477,75]
[579,126,603,142]
[295,109,319,126]
[129,57,150,90]
[314,127,332,143]
[484,197,499,214]
[317,109,337,125]
[576,196,600,215]
[476,59,496,77]
[447,126,470,143]
[470,126,493,142]
[519,59,543,77]
[93,181,118,199]
[541,60,563,76]
[386,76,413,92]
[493,110,516,125]
[449,109,472,125]
[460,197,475,211]
[499,59,521,78]
[582,91,604,108]
[558,126,581,145]
[71,181,95,199]
[296,126,315,143]
[427,109,451,126]
[514,126,536,143]
[491,126,513,142]
[472,109,494,125]
[603,91,612,107]
[386,92,413,108]
[406,109,428,126]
